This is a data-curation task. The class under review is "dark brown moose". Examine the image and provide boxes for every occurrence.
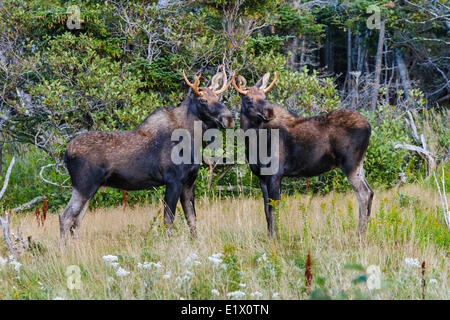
[232,72,373,238]
[59,67,234,243]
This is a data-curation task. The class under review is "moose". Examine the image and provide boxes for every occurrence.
[232,72,374,238]
[59,66,234,243]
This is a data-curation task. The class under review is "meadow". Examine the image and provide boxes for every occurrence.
[0,184,448,300]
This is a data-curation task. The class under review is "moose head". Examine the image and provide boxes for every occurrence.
[232,72,278,124]
[183,65,235,129]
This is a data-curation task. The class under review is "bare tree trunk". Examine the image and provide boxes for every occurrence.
[0,145,2,176]
[325,27,333,73]
[299,37,306,70]
[371,20,385,112]
[395,48,410,101]
[345,27,352,93]
[357,30,368,72]
[288,35,299,71]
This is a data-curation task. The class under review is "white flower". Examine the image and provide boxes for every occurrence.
[211,289,220,296]
[429,279,438,284]
[257,253,268,264]
[176,271,192,282]
[182,275,191,281]
[102,255,119,263]
[250,291,263,298]
[227,290,246,299]
[190,253,199,260]
[162,272,171,279]
[239,283,246,288]
[53,296,65,300]
[137,261,162,270]
[110,262,119,268]
[272,292,279,298]
[404,258,421,268]
[211,253,223,259]
[107,277,114,283]
[10,260,22,271]
[208,256,223,265]
[185,253,201,267]
[116,267,130,277]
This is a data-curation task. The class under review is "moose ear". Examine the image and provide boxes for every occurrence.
[255,73,270,90]
[237,75,247,90]
[209,72,224,91]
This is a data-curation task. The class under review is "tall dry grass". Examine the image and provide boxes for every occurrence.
[0,184,448,300]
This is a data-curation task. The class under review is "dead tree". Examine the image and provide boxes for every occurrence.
[0,156,30,258]
[394,110,436,175]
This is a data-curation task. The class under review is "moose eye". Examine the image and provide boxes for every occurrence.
[199,98,208,104]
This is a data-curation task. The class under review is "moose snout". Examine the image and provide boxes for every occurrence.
[222,115,235,128]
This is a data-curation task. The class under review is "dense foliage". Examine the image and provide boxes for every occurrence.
[0,0,448,211]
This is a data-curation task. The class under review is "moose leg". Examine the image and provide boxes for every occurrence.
[346,162,374,233]
[163,182,183,236]
[180,180,197,238]
[70,200,90,239]
[59,188,90,244]
[266,175,281,238]
[260,179,273,238]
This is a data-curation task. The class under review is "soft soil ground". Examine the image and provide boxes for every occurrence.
[0,184,448,299]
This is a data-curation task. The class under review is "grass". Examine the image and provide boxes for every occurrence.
[0,184,448,300]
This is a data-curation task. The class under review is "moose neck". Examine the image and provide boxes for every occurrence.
[186,96,201,120]
[240,98,265,130]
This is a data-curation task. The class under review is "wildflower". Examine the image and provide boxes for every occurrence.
[272,292,279,298]
[9,260,22,271]
[137,261,162,270]
[190,253,199,260]
[110,262,119,268]
[176,270,192,282]
[208,253,223,265]
[107,277,114,283]
[257,253,268,264]
[429,279,438,285]
[185,253,201,267]
[102,255,119,263]
[239,283,246,288]
[250,291,263,298]
[404,258,421,268]
[162,272,171,279]
[208,256,223,265]
[116,267,130,277]
[211,289,220,296]
[227,290,246,299]
[211,253,223,259]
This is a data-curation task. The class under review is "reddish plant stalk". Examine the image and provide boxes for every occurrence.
[42,197,48,226]
[122,190,127,209]
[421,261,426,300]
[35,205,41,227]
[305,252,313,295]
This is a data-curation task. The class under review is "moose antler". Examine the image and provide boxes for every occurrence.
[213,65,233,95]
[182,71,202,96]
[231,72,248,95]
[263,72,278,93]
